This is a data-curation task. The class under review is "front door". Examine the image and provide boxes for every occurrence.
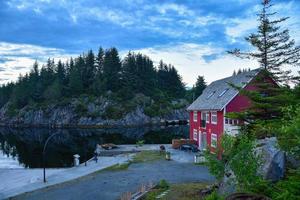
[198,132,207,151]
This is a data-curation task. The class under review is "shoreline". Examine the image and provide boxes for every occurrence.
[0,120,188,129]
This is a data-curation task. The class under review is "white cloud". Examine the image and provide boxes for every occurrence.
[225,17,257,40]
[154,3,194,16]
[0,42,75,85]
[128,43,259,86]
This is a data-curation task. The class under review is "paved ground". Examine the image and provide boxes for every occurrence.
[12,160,215,200]
[0,154,133,199]
[98,144,197,163]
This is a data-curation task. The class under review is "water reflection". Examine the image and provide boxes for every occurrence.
[0,125,188,168]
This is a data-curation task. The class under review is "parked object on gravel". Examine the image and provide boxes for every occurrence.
[160,145,166,155]
[165,152,171,160]
[101,143,118,150]
[172,139,196,149]
[179,144,199,152]
[194,152,206,163]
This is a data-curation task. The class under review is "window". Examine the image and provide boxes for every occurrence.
[211,133,217,148]
[218,88,229,97]
[193,111,197,122]
[211,112,217,124]
[206,91,215,99]
[225,118,229,124]
[205,112,210,123]
[193,129,198,140]
[229,119,232,125]
[201,112,206,127]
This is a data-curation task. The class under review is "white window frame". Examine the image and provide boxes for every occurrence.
[205,112,210,123]
[211,133,217,148]
[211,112,217,125]
[193,129,198,140]
[193,111,197,122]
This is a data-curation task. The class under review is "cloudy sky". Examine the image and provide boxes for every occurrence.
[0,0,299,86]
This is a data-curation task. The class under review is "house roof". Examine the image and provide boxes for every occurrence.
[187,68,261,111]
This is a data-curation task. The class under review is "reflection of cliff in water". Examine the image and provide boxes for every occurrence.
[0,125,188,168]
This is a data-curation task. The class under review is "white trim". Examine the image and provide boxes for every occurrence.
[205,112,210,123]
[193,129,198,140]
[211,111,217,125]
[223,107,226,133]
[211,133,217,148]
[193,111,197,122]
[199,132,207,151]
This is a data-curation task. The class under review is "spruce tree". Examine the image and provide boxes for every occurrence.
[96,47,104,74]
[193,76,207,97]
[228,0,300,135]
[56,60,66,84]
[83,50,96,90]
[103,48,122,92]
[229,0,300,84]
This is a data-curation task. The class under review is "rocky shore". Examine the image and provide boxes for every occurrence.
[0,97,189,128]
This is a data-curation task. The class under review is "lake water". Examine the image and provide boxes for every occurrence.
[0,125,188,168]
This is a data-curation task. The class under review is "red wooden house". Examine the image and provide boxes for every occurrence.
[187,68,275,151]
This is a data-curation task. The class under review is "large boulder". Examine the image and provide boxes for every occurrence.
[219,137,285,196]
[255,137,285,182]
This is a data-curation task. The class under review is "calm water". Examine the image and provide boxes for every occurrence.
[0,125,188,168]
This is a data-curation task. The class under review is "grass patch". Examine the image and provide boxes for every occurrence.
[142,182,208,200]
[131,150,165,163]
[102,163,130,171]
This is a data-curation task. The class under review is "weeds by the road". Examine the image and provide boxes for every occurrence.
[131,150,165,163]
[102,151,164,172]
[142,182,208,200]
[103,163,131,171]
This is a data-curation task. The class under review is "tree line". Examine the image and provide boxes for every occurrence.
[0,48,206,109]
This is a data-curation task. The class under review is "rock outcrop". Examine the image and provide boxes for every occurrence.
[0,98,189,128]
[219,137,286,195]
[256,137,285,182]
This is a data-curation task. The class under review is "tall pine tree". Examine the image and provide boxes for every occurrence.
[229,0,300,84]
[228,0,300,135]
[103,48,122,92]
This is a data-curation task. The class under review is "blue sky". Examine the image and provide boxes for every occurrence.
[0,0,299,85]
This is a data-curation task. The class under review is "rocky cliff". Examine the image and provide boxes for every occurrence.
[0,96,189,128]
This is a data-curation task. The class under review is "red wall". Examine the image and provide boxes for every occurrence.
[190,110,224,150]
[226,84,253,112]
[226,74,278,113]
[189,111,201,146]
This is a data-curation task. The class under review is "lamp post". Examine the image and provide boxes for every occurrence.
[43,132,60,183]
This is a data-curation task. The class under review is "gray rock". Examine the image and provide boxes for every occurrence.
[218,166,236,195]
[0,98,188,128]
[218,137,285,196]
[256,137,285,182]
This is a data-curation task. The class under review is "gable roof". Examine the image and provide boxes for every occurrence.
[187,68,261,111]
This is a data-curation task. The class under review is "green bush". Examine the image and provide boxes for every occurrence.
[75,102,88,115]
[144,105,159,117]
[158,179,169,189]
[136,140,145,147]
[6,104,18,117]
[86,111,100,119]
[204,191,224,200]
[102,105,123,120]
